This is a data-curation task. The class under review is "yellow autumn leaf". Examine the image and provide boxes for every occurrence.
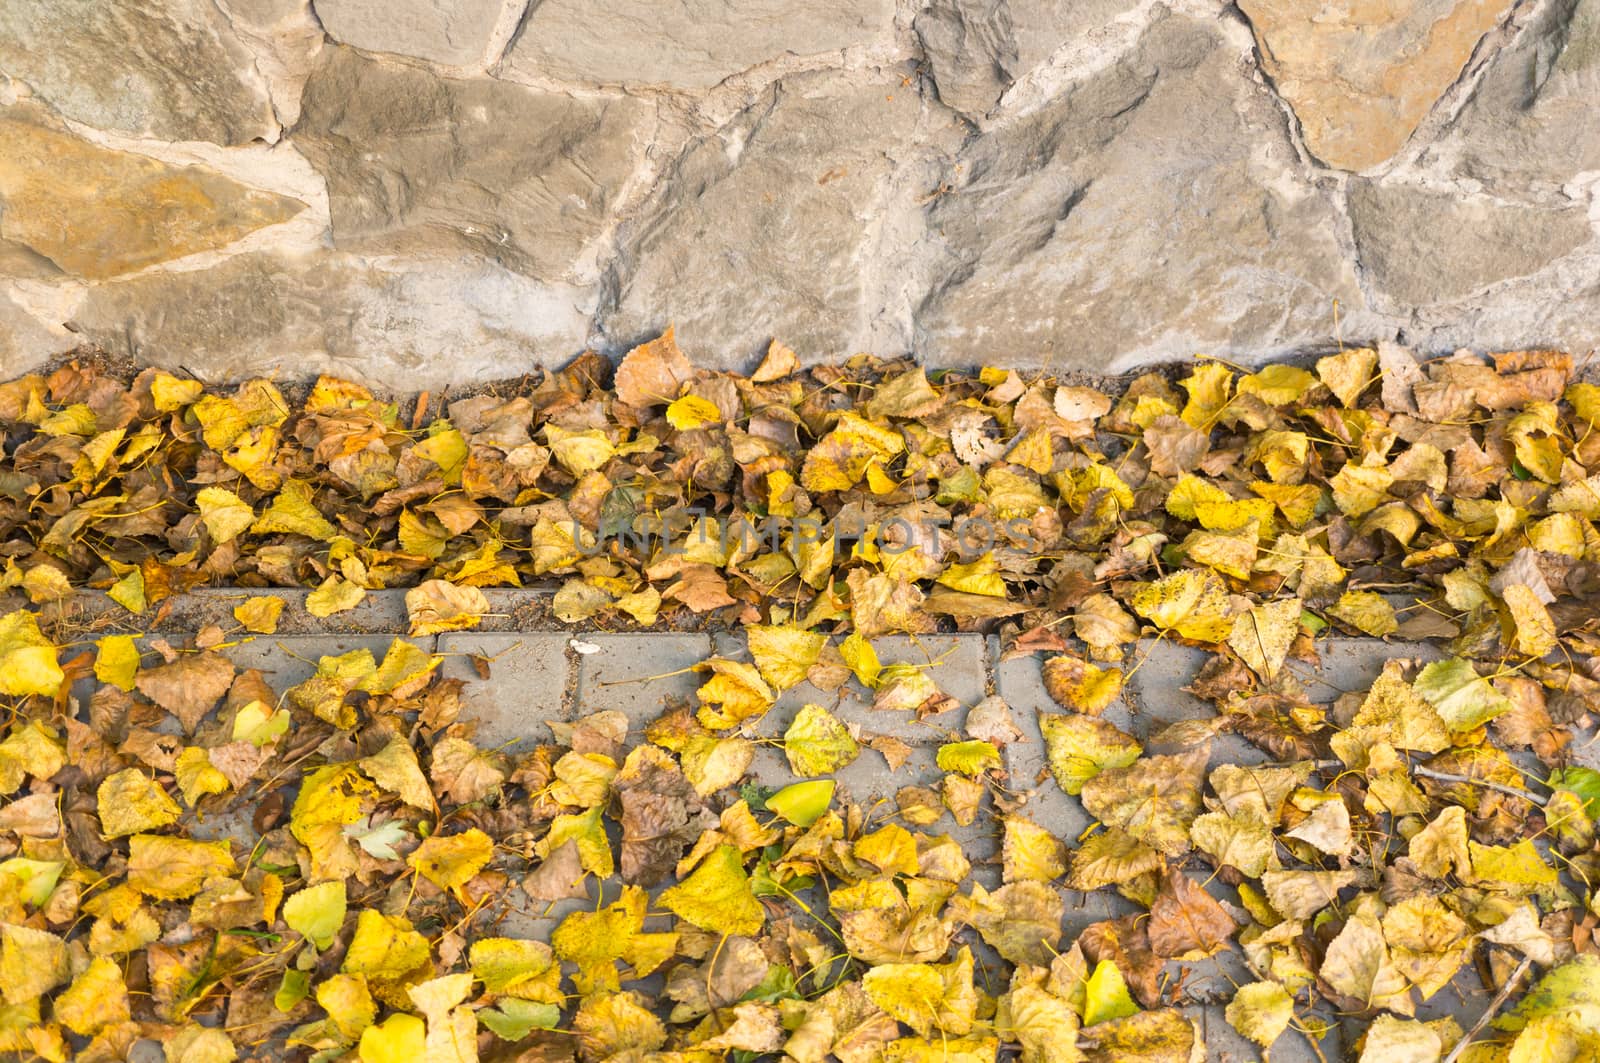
[1329,462,1393,518]
[360,739,434,810]
[1068,827,1163,891]
[53,956,130,1036]
[937,553,1007,597]
[150,371,204,411]
[1503,582,1558,657]
[1408,806,1471,879]
[854,823,920,877]
[1316,347,1376,407]
[359,1013,426,1063]
[800,412,905,492]
[283,880,347,950]
[0,610,63,697]
[784,704,860,777]
[1001,979,1081,1063]
[97,768,181,838]
[1129,569,1234,643]
[408,828,495,898]
[362,639,443,698]
[840,631,882,687]
[0,923,70,1005]
[659,844,764,936]
[250,479,337,540]
[1468,838,1559,894]
[1080,749,1207,855]
[1041,655,1124,714]
[696,658,775,730]
[406,579,489,636]
[1003,816,1068,883]
[469,938,562,1002]
[232,699,291,746]
[1327,589,1397,637]
[318,972,376,1041]
[863,964,946,1034]
[575,990,668,1061]
[545,425,616,475]
[1039,712,1141,795]
[1179,362,1234,428]
[1237,364,1317,406]
[106,565,147,613]
[306,574,367,617]
[539,805,614,878]
[195,486,256,545]
[1225,981,1293,1048]
[666,393,722,429]
[1349,660,1450,754]
[94,634,141,692]
[747,624,826,691]
[1082,960,1140,1026]
[412,423,468,483]
[342,909,431,981]
[174,747,230,806]
[936,740,1002,776]
[0,722,65,796]
[126,835,237,900]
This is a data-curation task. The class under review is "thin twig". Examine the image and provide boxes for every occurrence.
[1440,955,1533,1063]
[1413,767,1548,807]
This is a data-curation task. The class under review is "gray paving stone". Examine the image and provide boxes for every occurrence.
[997,648,1139,854]
[478,885,599,943]
[439,632,572,752]
[38,587,573,637]
[186,587,413,633]
[68,614,1521,1060]
[1188,1003,1325,1063]
[574,633,712,731]
[712,632,994,708]
[700,633,1005,878]
[69,633,436,725]
[221,633,433,688]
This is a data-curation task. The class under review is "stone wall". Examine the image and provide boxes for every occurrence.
[1,0,1597,388]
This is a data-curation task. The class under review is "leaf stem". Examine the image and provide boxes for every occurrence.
[1412,766,1548,807]
[1440,954,1533,1063]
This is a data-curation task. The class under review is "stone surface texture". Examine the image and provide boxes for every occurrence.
[0,112,306,281]
[1347,180,1592,306]
[914,10,1372,369]
[1,0,1598,384]
[313,0,513,68]
[500,0,897,90]
[1237,0,1515,172]
[0,0,279,145]
[914,0,1143,115]
[600,70,941,361]
[294,45,650,279]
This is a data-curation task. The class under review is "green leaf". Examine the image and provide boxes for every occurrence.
[0,859,62,909]
[479,998,561,1041]
[283,880,346,950]
[1501,955,1600,1034]
[1413,658,1513,731]
[1083,960,1140,1027]
[1549,768,1600,820]
[936,740,1002,776]
[766,780,834,827]
[275,968,311,1013]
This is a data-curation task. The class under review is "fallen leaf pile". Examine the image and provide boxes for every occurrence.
[0,336,1597,1060]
